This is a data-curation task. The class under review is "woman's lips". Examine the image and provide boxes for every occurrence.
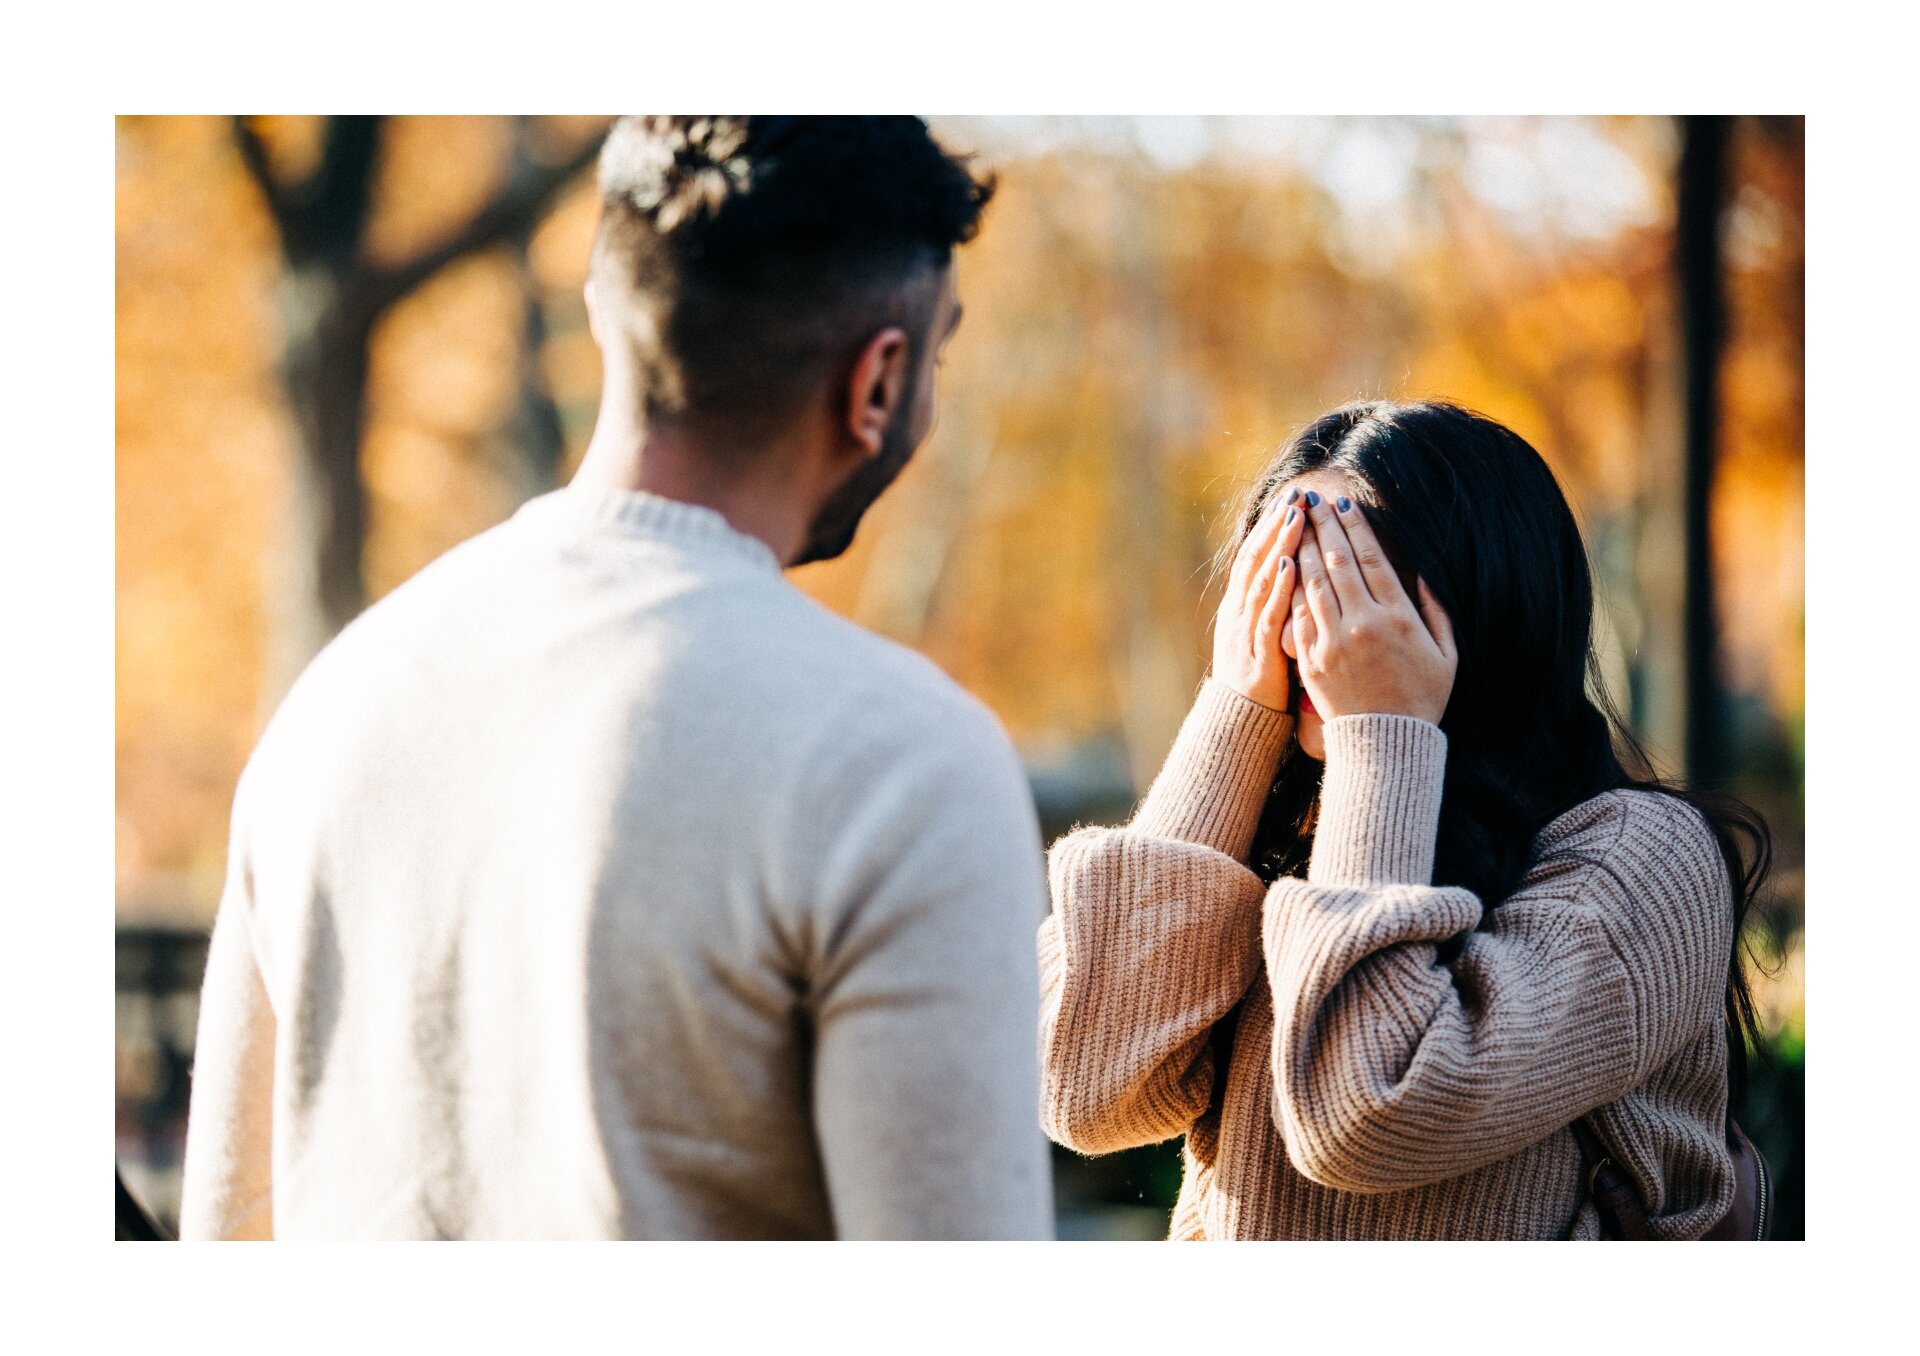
[1298,688,1316,717]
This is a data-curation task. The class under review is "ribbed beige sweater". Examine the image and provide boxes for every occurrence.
[1039,679,1737,1240]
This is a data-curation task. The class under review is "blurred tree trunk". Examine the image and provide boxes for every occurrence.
[232,115,605,698]
[234,116,382,686]
[502,115,573,498]
[505,233,570,497]
[1634,283,1689,771]
[1104,166,1199,797]
[1677,115,1730,788]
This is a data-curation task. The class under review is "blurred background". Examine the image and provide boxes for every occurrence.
[115,114,1804,1239]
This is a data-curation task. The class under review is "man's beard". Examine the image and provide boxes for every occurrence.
[790,406,921,567]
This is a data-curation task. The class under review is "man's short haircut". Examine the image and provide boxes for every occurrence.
[591,116,994,446]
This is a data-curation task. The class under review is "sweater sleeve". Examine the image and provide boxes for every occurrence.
[791,688,1055,1240]
[1038,680,1291,1154]
[179,781,277,1240]
[1262,714,1734,1194]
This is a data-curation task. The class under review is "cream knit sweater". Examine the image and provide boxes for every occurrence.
[1039,680,1737,1240]
[181,486,1054,1240]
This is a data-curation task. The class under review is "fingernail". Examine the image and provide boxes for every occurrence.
[1336,496,1352,513]
[1304,490,1321,508]
[1284,507,1297,526]
[1284,488,1301,505]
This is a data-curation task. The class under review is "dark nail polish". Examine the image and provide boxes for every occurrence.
[1336,496,1352,513]
[1304,490,1321,508]
[1284,507,1297,526]
[1284,488,1301,505]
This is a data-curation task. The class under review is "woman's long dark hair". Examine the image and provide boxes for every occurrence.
[1229,400,1771,1124]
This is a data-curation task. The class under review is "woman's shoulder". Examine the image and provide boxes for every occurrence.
[1526,787,1731,908]
[1518,789,1736,1027]
[1534,785,1714,852]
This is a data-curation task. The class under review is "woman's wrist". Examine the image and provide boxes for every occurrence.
[1306,714,1447,886]
[1132,678,1294,860]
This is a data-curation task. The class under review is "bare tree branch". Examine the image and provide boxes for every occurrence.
[359,127,606,319]
[231,116,300,247]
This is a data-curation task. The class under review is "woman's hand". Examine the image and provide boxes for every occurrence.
[1212,494,1308,711]
[1286,493,1456,723]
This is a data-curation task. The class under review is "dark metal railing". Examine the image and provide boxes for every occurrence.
[115,926,209,1238]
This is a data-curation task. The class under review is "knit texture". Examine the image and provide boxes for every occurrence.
[1039,678,1737,1240]
[180,485,1055,1240]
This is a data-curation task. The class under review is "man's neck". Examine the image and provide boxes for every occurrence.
[573,416,814,568]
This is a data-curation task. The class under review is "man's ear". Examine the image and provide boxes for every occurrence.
[844,326,911,459]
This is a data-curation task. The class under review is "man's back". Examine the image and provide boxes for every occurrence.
[180,485,1053,1238]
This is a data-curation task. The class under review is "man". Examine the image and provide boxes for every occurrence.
[180,116,1053,1239]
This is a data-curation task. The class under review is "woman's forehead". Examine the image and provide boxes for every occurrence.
[1277,468,1361,501]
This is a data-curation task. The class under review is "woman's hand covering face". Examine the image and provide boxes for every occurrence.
[1211,494,1308,711]
[1283,493,1458,725]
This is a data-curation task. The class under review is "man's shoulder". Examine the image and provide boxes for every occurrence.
[735,590,1017,801]
[242,518,530,746]
[290,517,523,668]
[761,602,1042,924]
[787,594,1006,739]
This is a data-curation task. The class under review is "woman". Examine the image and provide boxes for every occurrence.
[1038,400,1768,1240]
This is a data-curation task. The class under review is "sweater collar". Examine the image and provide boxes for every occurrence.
[513,484,783,575]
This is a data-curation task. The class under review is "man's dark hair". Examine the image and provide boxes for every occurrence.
[591,115,994,447]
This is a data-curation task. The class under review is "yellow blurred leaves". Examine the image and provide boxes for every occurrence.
[363,117,513,270]
[117,118,295,907]
[528,179,600,293]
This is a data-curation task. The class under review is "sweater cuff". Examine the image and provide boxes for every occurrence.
[1131,679,1293,860]
[1307,714,1447,886]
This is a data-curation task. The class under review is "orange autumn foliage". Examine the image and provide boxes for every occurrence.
[115,116,1803,931]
